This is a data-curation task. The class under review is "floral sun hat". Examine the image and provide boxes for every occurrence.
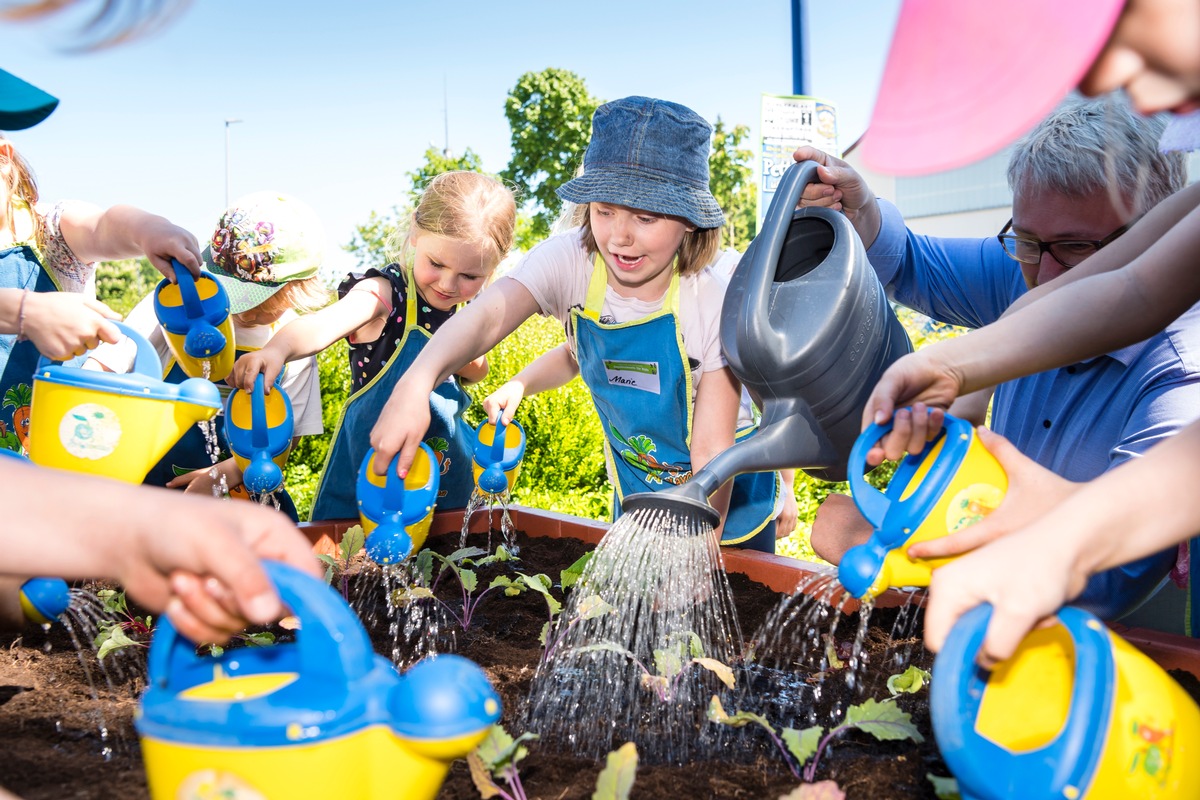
[203,191,326,314]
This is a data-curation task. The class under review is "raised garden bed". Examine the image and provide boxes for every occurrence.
[1,505,1198,799]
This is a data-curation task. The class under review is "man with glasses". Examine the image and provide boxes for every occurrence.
[794,97,1200,629]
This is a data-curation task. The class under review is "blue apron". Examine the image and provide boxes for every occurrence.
[570,258,778,549]
[0,236,70,454]
[145,344,299,521]
[310,270,474,521]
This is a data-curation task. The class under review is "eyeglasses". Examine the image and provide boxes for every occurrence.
[996,218,1133,269]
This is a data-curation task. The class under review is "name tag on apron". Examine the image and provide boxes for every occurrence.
[603,360,660,394]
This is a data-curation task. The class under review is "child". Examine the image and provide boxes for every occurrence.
[89,191,327,520]
[0,132,202,453]
[230,171,516,521]
[370,97,779,548]
[850,0,1200,664]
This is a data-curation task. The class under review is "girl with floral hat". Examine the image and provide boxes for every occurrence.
[369,97,780,549]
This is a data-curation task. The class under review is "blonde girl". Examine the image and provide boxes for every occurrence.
[231,171,516,520]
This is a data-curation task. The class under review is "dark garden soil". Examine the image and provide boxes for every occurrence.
[1,529,954,799]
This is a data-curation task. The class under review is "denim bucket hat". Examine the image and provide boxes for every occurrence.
[557,96,725,230]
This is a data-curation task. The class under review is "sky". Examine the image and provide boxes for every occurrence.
[4,0,900,278]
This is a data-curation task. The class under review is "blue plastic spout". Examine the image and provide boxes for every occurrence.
[20,577,70,625]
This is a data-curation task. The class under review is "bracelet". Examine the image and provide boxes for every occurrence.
[15,289,28,342]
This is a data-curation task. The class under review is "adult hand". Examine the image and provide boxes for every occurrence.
[792,146,882,247]
[20,291,120,359]
[908,428,1078,560]
[482,380,526,425]
[370,373,433,479]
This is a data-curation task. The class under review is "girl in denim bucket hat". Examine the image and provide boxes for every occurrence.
[369,96,781,550]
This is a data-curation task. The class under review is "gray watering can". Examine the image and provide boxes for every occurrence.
[624,160,913,526]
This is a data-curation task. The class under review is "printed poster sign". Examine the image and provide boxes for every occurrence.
[758,94,839,226]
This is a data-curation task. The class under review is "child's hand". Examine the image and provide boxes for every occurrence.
[370,376,433,479]
[862,349,964,450]
[137,215,203,281]
[864,403,946,466]
[22,292,121,360]
[775,490,798,539]
[482,380,526,424]
[229,350,285,392]
[112,487,321,645]
[907,428,1078,561]
[166,459,243,497]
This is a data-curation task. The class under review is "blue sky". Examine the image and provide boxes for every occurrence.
[5,0,899,277]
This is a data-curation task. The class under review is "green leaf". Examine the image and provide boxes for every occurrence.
[339,525,365,562]
[539,621,549,646]
[445,546,489,564]
[207,643,225,657]
[576,642,636,661]
[887,665,931,696]
[459,568,478,593]
[413,549,434,585]
[467,753,503,799]
[474,725,537,772]
[781,726,823,766]
[706,696,775,733]
[926,773,960,800]
[392,586,435,606]
[244,632,276,647]
[95,626,139,661]
[561,552,593,588]
[576,593,615,620]
[652,647,684,680]
[844,698,924,743]
[592,742,638,800]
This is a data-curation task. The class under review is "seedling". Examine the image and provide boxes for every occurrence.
[93,589,154,660]
[396,545,527,631]
[576,632,735,703]
[316,524,366,601]
[469,725,638,800]
[708,694,923,788]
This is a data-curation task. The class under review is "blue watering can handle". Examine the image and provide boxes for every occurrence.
[35,320,161,378]
[381,450,406,515]
[932,603,1113,798]
[148,560,376,691]
[172,259,206,320]
[250,373,269,450]
[490,412,508,462]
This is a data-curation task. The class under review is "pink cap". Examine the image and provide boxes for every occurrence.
[859,0,1126,175]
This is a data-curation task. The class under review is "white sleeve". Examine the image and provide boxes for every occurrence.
[87,294,173,375]
[506,230,589,322]
[281,354,324,436]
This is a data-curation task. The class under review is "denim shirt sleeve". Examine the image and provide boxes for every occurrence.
[865,198,1025,330]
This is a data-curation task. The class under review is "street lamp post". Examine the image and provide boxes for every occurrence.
[224,118,243,208]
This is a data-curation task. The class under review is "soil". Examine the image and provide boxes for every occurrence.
[0,530,951,800]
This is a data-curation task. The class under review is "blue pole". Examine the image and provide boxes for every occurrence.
[791,0,808,95]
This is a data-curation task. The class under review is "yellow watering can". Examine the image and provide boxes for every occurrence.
[28,322,221,483]
[357,445,439,565]
[933,603,1200,799]
[225,373,294,495]
[152,261,235,382]
[137,560,502,800]
[838,412,1007,599]
[471,414,526,496]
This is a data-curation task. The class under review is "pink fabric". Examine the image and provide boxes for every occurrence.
[860,0,1126,176]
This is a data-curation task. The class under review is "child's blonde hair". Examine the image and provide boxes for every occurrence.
[248,276,330,318]
[0,140,41,243]
[577,205,720,277]
[385,171,516,273]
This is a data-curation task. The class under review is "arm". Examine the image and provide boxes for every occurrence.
[371,276,542,477]
[775,468,798,539]
[0,288,120,359]
[230,283,384,391]
[0,461,320,644]
[865,185,1200,428]
[456,355,489,385]
[691,365,740,541]
[923,419,1200,665]
[482,343,579,425]
[55,202,203,280]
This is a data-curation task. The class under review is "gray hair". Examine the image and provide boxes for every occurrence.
[1008,96,1186,217]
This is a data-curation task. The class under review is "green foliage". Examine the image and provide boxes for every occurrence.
[93,588,153,660]
[343,206,408,272]
[285,339,350,521]
[592,742,638,800]
[463,314,610,520]
[501,68,601,244]
[94,258,160,316]
[407,146,488,204]
[927,773,961,799]
[887,665,932,697]
[709,118,757,250]
[468,724,538,800]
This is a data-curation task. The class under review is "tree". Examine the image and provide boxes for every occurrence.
[709,118,757,251]
[406,146,487,205]
[501,68,600,246]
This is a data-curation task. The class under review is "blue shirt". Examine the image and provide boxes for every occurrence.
[867,199,1200,617]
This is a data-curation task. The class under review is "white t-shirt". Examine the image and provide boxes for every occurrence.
[508,229,730,399]
[89,294,324,436]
